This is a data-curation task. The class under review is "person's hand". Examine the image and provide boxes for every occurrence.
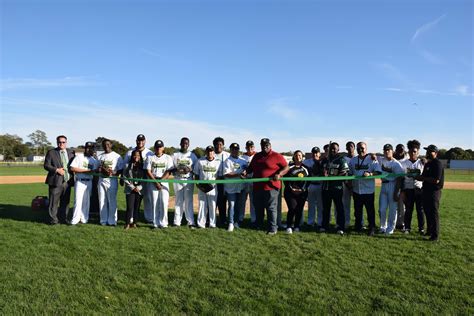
[370,153,377,161]
[273,173,281,181]
[56,168,65,176]
[133,187,140,193]
[155,182,162,190]
[241,170,247,177]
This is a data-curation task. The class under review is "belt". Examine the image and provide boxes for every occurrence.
[381,180,389,184]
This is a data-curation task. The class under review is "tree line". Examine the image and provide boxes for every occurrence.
[1,131,473,161]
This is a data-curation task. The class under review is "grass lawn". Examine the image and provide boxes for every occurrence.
[0,183,473,314]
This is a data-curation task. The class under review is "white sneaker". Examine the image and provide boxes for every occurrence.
[228,223,234,232]
[379,228,386,234]
[286,227,293,234]
[294,227,300,233]
[337,230,344,235]
[234,222,240,228]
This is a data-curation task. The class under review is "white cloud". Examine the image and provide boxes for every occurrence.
[381,87,404,92]
[267,98,300,120]
[454,85,470,96]
[418,49,443,64]
[0,76,101,91]
[411,14,446,43]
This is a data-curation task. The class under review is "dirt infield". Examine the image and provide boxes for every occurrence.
[0,175,473,190]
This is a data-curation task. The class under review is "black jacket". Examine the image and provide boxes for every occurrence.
[44,148,75,186]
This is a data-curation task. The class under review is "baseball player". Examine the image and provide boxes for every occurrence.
[145,140,173,228]
[193,145,223,228]
[378,144,404,235]
[123,134,154,223]
[70,142,100,225]
[172,137,198,227]
[97,139,124,226]
[400,140,425,234]
[224,143,248,232]
[302,146,324,228]
[240,140,256,224]
[349,142,381,236]
[213,137,230,226]
[343,141,356,227]
[394,143,408,231]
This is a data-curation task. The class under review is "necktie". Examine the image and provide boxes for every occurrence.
[61,151,70,182]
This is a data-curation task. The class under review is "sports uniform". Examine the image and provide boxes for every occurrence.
[349,151,381,233]
[214,149,230,225]
[98,151,123,225]
[343,153,355,227]
[146,151,174,228]
[193,149,222,228]
[124,146,153,222]
[401,158,424,233]
[284,161,309,232]
[172,150,198,226]
[224,147,247,230]
[378,146,404,235]
[70,150,100,225]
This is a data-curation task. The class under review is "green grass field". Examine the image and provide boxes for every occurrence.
[0,183,473,314]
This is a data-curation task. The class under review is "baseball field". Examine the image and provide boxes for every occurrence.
[0,167,473,314]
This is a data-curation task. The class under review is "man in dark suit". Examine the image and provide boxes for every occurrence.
[44,135,75,225]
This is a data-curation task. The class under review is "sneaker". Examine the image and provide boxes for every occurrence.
[337,230,344,235]
[209,225,216,229]
[419,229,425,235]
[294,227,300,233]
[404,229,410,234]
[368,229,375,237]
[234,222,240,229]
[379,228,386,234]
[267,231,277,235]
[124,224,130,230]
[385,230,394,236]
[228,223,234,232]
[319,227,326,233]
[286,227,293,234]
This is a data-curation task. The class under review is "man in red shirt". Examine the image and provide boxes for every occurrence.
[244,138,289,234]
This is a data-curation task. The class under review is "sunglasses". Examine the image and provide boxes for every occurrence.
[57,141,67,144]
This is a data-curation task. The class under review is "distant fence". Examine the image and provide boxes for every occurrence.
[450,160,474,170]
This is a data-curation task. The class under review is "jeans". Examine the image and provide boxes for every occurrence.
[253,189,279,232]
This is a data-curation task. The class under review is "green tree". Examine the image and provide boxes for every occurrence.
[445,147,471,160]
[192,147,205,158]
[27,130,51,156]
[95,137,128,156]
[0,134,28,160]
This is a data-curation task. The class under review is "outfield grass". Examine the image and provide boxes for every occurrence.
[0,183,473,314]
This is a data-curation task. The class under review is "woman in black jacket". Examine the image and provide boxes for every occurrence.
[284,150,309,234]
[123,150,145,229]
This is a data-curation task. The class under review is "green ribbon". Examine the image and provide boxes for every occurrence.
[92,172,413,184]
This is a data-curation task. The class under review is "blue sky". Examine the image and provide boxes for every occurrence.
[1,0,472,152]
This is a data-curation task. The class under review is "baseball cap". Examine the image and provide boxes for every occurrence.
[423,144,439,153]
[136,134,146,141]
[229,143,240,150]
[260,138,271,145]
[205,145,215,152]
[246,140,254,147]
[311,146,320,154]
[396,144,405,150]
[154,140,164,148]
[85,141,94,148]
[383,144,393,151]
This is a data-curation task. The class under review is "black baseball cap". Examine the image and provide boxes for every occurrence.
[260,138,271,145]
[229,143,240,150]
[205,145,215,152]
[396,144,405,150]
[383,144,393,151]
[154,140,164,148]
[246,140,254,147]
[136,134,146,141]
[424,144,439,153]
[85,141,94,148]
[311,146,320,153]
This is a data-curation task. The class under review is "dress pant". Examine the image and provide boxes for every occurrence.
[126,191,142,225]
[253,189,279,233]
[422,189,441,240]
[284,189,308,229]
[353,192,375,230]
[48,181,71,224]
[322,189,345,231]
[305,184,323,227]
[403,188,424,232]
[342,184,352,227]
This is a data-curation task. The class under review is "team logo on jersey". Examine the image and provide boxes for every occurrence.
[407,168,420,176]
[203,166,217,172]
[101,160,113,169]
[297,172,304,178]
[177,159,191,167]
[152,162,166,169]
[233,163,241,170]
[382,165,393,173]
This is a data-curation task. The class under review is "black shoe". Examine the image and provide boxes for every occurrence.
[368,229,375,237]
[429,236,439,242]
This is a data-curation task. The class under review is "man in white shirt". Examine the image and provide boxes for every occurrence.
[193,145,222,229]
[172,137,198,227]
[378,144,404,235]
[302,146,323,228]
[123,134,154,223]
[98,139,124,226]
[224,143,248,231]
[70,142,100,225]
[400,140,425,234]
[146,140,174,229]
[240,140,256,224]
[213,137,230,226]
[349,142,381,236]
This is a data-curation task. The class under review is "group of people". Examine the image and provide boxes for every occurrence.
[44,134,444,241]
